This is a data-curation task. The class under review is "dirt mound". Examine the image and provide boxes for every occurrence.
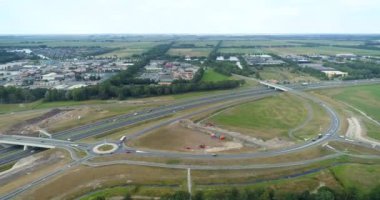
[5,108,70,135]
[180,119,294,150]
[0,150,66,183]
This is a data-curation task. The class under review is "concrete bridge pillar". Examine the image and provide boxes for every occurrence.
[23,145,28,151]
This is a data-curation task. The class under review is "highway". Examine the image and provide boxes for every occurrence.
[1,79,380,166]
[1,79,380,200]
[0,87,278,165]
[1,79,380,164]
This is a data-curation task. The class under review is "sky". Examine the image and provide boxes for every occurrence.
[0,0,379,34]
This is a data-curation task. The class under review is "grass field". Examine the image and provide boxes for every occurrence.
[167,48,212,57]
[207,94,308,140]
[317,85,380,122]
[316,84,380,140]
[218,48,265,54]
[173,40,218,47]
[221,40,299,47]
[23,158,380,200]
[0,99,122,114]
[331,164,380,193]
[201,68,231,82]
[262,46,380,56]
[0,38,162,48]
[0,99,163,134]
[258,67,319,83]
[287,39,365,46]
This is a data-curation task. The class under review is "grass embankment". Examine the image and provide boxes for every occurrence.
[207,94,308,140]
[23,162,380,199]
[0,163,14,173]
[0,99,154,133]
[259,67,319,83]
[0,99,108,114]
[201,68,231,82]
[331,164,380,193]
[316,84,380,140]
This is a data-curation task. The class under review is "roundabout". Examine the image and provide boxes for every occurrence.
[92,142,119,154]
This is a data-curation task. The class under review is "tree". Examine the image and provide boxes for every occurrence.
[192,191,204,200]
[161,191,190,200]
[92,196,105,200]
[368,185,380,200]
[343,187,360,200]
[123,193,132,200]
[315,187,335,200]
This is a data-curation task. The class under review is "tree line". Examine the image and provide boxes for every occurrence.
[325,61,380,80]
[160,185,380,200]
[43,79,244,102]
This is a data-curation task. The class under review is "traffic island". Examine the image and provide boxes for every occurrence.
[92,143,118,154]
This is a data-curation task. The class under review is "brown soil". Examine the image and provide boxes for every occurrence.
[129,122,248,153]
[5,109,69,135]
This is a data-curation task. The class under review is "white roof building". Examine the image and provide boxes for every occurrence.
[42,73,57,81]
[216,56,225,61]
[229,56,239,62]
[322,70,348,78]
[68,84,87,90]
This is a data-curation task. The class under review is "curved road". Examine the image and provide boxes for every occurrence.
[1,79,380,199]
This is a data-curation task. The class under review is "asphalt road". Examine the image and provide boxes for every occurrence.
[1,79,380,200]
[0,87,277,166]
[1,79,380,167]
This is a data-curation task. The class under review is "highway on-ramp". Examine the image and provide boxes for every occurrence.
[1,79,380,200]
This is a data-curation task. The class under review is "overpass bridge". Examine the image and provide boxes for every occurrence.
[258,81,290,92]
[0,135,74,150]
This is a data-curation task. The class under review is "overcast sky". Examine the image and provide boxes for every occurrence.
[0,0,379,34]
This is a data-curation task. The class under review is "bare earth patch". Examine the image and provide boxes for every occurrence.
[130,121,249,153]
[182,119,294,150]
[346,117,380,147]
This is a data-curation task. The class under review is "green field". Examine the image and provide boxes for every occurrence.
[287,39,365,46]
[221,40,299,47]
[201,69,230,82]
[331,164,380,193]
[218,48,265,54]
[316,84,380,140]
[318,84,380,122]
[208,94,308,139]
[262,46,380,56]
[0,38,162,48]
[167,48,212,57]
[78,163,380,199]
[259,67,319,83]
[173,40,218,47]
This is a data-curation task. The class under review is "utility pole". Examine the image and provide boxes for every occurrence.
[187,168,192,199]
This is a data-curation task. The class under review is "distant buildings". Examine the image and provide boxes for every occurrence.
[336,53,357,59]
[216,56,239,62]
[140,60,200,85]
[244,54,285,65]
[321,70,348,78]
[301,63,348,78]
[0,58,137,89]
[282,55,311,64]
